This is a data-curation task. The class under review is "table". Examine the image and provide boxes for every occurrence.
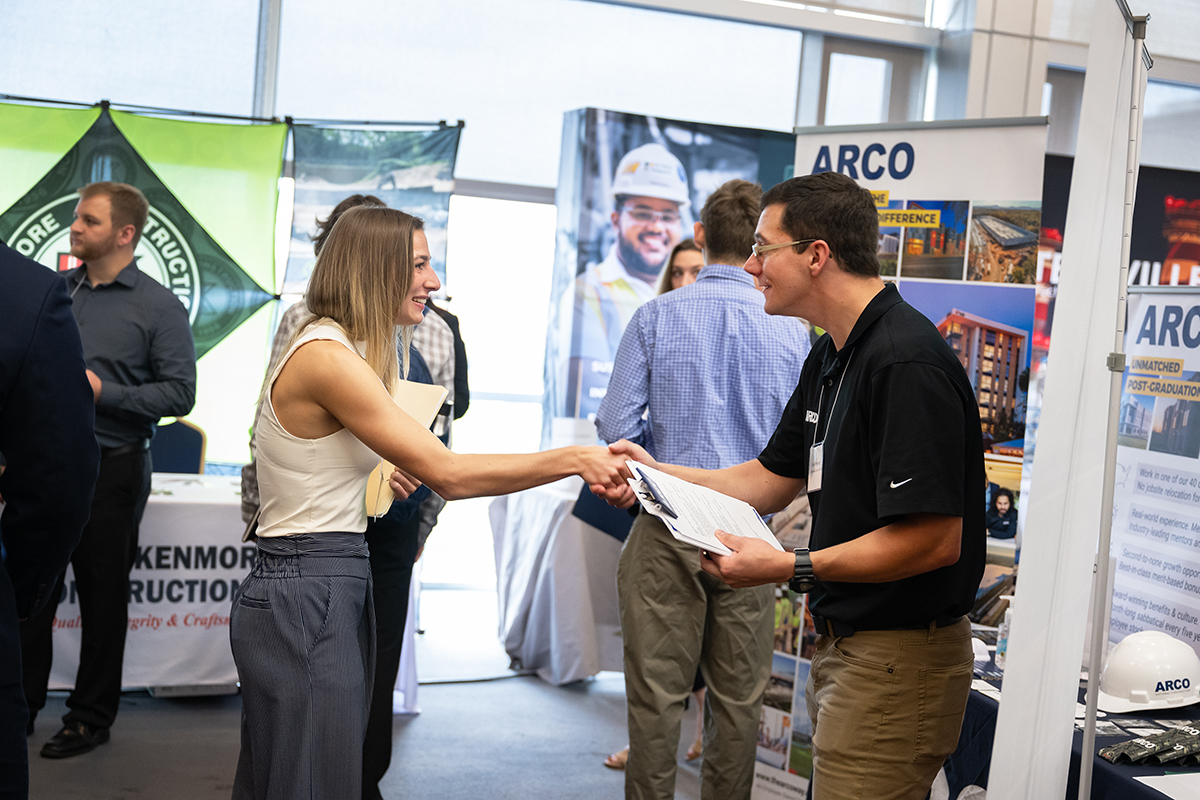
[49,474,420,708]
[943,680,1191,800]
[490,478,624,685]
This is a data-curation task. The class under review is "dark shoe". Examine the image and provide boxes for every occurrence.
[40,722,110,758]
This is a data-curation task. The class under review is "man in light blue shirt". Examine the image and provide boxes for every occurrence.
[596,179,811,800]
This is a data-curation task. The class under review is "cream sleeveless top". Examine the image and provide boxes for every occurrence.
[255,323,382,537]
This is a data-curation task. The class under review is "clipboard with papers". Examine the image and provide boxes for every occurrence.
[625,461,784,556]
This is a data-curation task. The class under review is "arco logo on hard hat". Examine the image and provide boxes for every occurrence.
[6,194,201,324]
[1099,630,1200,713]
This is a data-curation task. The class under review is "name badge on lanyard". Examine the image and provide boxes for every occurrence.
[808,349,853,496]
[808,441,824,493]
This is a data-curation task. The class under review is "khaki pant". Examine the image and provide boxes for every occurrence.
[618,513,774,800]
[806,617,973,800]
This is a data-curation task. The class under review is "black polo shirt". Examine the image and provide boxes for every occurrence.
[759,283,985,630]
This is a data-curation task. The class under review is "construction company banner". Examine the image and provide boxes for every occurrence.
[794,117,1045,522]
[1025,157,1200,592]
[1037,155,1200,349]
[284,124,461,294]
[49,476,247,690]
[1109,291,1200,656]
[0,108,278,357]
[0,103,287,462]
[544,108,796,445]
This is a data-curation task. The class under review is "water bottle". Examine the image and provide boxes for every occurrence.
[995,596,1014,671]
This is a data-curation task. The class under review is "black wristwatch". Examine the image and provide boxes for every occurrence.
[789,548,816,594]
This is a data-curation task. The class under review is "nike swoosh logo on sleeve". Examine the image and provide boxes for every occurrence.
[890,478,913,488]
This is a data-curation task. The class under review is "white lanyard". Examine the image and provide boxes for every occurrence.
[808,349,854,493]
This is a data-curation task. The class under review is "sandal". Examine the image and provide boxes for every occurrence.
[605,746,630,770]
[685,737,703,761]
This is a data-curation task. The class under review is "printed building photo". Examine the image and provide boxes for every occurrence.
[1148,373,1200,458]
[968,202,1040,284]
[896,200,968,279]
[937,309,1028,440]
[1118,374,1155,449]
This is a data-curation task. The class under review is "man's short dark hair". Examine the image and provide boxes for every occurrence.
[700,179,761,262]
[760,172,880,277]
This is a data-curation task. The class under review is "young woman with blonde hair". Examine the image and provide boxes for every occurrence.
[230,205,627,799]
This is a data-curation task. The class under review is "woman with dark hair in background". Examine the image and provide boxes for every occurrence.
[986,488,1018,539]
[230,205,629,800]
[654,237,703,295]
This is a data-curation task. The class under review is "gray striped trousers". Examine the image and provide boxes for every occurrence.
[230,532,375,800]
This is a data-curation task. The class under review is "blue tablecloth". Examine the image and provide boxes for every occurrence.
[946,682,1191,800]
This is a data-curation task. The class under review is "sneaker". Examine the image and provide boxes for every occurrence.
[40,722,110,759]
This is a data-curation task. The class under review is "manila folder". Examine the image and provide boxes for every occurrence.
[364,380,449,517]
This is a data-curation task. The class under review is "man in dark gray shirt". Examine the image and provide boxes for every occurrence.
[21,182,196,759]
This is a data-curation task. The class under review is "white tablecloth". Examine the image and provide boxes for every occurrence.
[49,473,419,708]
[490,478,624,685]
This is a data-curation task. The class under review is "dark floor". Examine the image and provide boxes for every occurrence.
[24,590,704,800]
[27,674,703,800]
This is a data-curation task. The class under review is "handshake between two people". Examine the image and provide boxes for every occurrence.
[377,439,783,589]
[588,440,789,591]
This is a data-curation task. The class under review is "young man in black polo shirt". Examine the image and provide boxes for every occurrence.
[598,171,985,799]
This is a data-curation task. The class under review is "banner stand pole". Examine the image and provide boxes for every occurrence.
[1078,10,1149,800]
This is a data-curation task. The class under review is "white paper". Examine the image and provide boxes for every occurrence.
[972,680,1003,703]
[1135,773,1200,800]
[625,461,783,556]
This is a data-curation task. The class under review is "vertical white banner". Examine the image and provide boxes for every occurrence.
[1111,292,1200,646]
[988,1,1147,797]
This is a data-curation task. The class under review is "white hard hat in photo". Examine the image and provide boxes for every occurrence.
[610,143,690,206]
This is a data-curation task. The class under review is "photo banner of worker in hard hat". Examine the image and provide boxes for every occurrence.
[543,108,795,444]
[1109,290,1200,662]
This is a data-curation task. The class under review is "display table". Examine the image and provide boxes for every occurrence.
[944,679,1190,800]
[490,478,624,685]
[49,474,419,708]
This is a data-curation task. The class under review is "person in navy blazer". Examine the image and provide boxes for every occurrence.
[0,241,100,799]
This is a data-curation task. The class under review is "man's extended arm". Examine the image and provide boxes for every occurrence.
[95,300,196,418]
[0,257,100,619]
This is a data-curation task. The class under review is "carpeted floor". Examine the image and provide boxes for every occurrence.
[25,589,705,800]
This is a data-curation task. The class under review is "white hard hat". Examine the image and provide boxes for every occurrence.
[1098,631,1200,713]
[610,143,690,207]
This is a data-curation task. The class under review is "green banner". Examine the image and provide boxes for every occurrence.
[0,104,101,213]
[0,108,272,359]
[113,110,285,292]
